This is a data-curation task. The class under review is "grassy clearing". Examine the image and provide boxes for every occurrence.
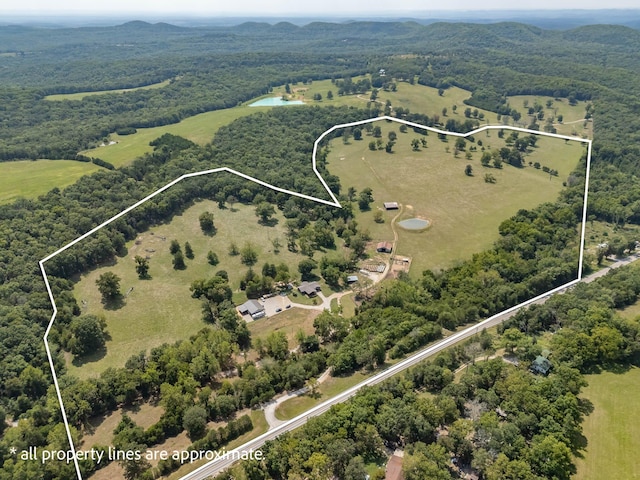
[79,105,273,167]
[70,198,313,377]
[81,402,164,448]
[574,367,640,480]
[275,371,368,421]
[340,293,357,318]
[508,95,593,137]
[44,79,172,101]
[248,308,319,349]
[326,121,584,274]
[0,159,101,204]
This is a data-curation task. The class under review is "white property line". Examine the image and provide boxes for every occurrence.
[39,116,592,480]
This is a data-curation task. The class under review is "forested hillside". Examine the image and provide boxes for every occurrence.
[1,19,640,480]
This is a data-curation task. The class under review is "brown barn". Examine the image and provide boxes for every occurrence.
[377,241,393,253]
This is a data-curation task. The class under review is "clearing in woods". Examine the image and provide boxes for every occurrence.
[326,121,585,274]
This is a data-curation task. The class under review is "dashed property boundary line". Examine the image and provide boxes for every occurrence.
[38,115,592,480]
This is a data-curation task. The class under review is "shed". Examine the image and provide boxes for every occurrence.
[384,202,399,210]
[238,299,265,319]
[531,355,552,375]
[377,242,393,253]
[298,281,322,297]
[346,275,358,283]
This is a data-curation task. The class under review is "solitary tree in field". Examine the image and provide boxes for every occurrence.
[229,242,239,256]
[255,202,276,224]
[169,239,181,255]
[172,251,186,270]
[134,256,150,279]
[199,211,216,234]
[96,271,121,301]
[240,243,258,266]
[327,90,334,100]
[207,251,219,266]
[358,187,374,211]
[411,139,420,151]
[69,314,108,356]
[465,165,473,176]
[184,242,194,259]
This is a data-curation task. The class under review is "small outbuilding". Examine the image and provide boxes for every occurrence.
[346,275,358,283]
[238,299,265,319]
[377,241,393,253]
[298,281,322,297]
[384,202,399,210]
[530,355,552,376]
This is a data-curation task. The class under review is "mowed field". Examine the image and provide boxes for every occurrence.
[70,197,312,378]
[326,121,584,273]
[574,367,640,480]
[43,78,173,101]
[0,159,102,204]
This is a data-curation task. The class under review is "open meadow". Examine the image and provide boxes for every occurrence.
[326,120,584,273]
[574,367,640,480]
[44,78,173,101]
[0,159,101,204]
[70,196,315,378]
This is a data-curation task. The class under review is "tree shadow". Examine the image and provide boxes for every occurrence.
[102,295,126,311]
[71,347,107,368]
[258,218,279,227]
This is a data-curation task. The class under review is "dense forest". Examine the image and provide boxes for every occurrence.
[1,18,640,480]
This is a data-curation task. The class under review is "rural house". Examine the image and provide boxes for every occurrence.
[238,299,265,319]
[377,241,393,253]
[298,281,322,297]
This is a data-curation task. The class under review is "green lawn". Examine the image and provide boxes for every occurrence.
[326,121,584,273]
[0,159,102,204]
[44,79,172,101]
[69,199,314,378]
[79,105,274,167]
[574,367,640,480]
[275,372,368,421]
[340,293,357,318]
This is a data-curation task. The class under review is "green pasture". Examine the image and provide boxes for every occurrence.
[574,367,640,480]
[326,121,584,274]
[0,159,101,204]
[275,371,369,421]
[509,95,593,137]
[79,105,272,167]
[44,79,172,101]
[70,198,312,378]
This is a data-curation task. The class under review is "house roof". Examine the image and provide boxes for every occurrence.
[531,355,552,374]
[298,281,321,295]
[238,299,264,315]
[377,241,393,251]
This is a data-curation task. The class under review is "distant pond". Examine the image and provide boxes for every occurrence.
[249,97,305,107]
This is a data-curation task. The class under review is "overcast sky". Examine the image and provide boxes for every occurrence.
[2,0,638,15]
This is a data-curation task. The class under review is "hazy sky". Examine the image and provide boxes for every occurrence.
[1,0,638,15]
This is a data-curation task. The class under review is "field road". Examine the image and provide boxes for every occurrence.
[180,254,640,480]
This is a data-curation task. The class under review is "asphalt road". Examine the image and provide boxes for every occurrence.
[180,255,640,480]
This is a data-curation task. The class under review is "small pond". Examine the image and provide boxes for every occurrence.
[249,97,305,107]
[398,218,430,230]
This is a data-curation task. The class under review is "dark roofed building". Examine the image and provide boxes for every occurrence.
[377,241,393,253]
[298,281,322,297]
[531,355,552,375]
[238,299,265,319]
